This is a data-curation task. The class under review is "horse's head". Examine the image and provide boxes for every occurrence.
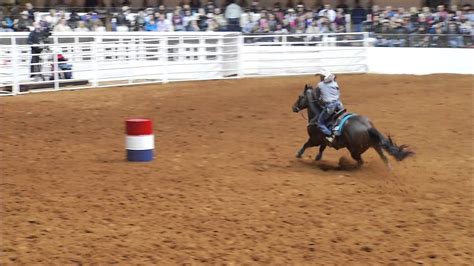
[292,84,313,113]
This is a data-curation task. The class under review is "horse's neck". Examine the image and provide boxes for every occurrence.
[307,107,318,122]
[307,97,320,121]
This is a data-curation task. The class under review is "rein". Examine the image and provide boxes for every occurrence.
[300,112,307,121]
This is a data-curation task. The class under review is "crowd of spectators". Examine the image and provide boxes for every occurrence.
[1,1,473,47]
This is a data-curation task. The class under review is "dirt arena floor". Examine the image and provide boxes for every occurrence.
[0,74,473,265]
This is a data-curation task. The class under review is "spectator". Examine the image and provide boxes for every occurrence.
[39,14,50,29]
[214,8,227,30]
[305,19,319,35]
[463,4,474,22]
[242,12,257,33]
[434,5,448,22]
[92,20,106,31]
[206,18,219,31]
[272,3,284,22]
[25,3,35,21]
[225,0,242,31]
[336,0,349,14]
[54,18,72,32]
[133,10,146,31]
[205,2,215,15]
[459,16,472,34]
[27,22,44,80]
[318,4,336,22]
[187,19,201,31]
[446,21,463,47]
[1,2,472,48]
[183,9,193,29]
[296,4,305,16]
[157,14,173,32]
[14,11,33,32]
[390,18,408,46]
[318,16,332,33]
[0,11,14,32]
[285,8,297,27]
[68,11,81,29]
[334,8,346,29]
[274,23,288,34]
[172,9,185,31]
[145,15,158,31]
[250,0,260,13]
[197,8,208,31]
[190,0,201,13]
[75,21,90,32]
[351,0,366,32]
[45,9,59,26]
[430,22,446,47]
[384,6,395,18]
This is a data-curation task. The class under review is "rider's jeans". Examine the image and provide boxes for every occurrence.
[318,100,344,136]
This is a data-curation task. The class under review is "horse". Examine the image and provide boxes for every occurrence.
[292,84,413,169]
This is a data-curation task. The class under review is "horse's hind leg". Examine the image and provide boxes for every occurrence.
[374,146,393,171]
[296,139,314,158]
[315,144,327,161]
[350,152,364,168]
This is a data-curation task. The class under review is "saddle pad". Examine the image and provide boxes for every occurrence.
[334,113,357,136]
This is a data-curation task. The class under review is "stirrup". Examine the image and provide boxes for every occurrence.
[325,135,335,143]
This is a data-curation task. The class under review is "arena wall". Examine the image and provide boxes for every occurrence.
[367,47,474,75]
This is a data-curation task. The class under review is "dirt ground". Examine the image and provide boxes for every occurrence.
[0,74,473,265]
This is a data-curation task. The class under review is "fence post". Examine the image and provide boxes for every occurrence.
[363,31,370,47]
[217,36,223,78]
[217,36,223,62]
[363,32,370,73]
[10,36,20,94]
[237,34,244,78]
[92,36,100,87]
[161,36,168,83]
[199,35,205,61]
[52,34,59,90]
[128,38,134,84]
[53,48,59,90]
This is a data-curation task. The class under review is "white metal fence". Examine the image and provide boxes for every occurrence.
[0,32,369,96]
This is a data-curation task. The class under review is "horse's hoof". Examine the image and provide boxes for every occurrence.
[315,155,322,161]
[296,150,304,158]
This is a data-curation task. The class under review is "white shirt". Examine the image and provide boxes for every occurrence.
[225,3,242,19]
[318,9,336,22]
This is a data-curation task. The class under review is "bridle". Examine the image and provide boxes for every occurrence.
[295,88,319,121]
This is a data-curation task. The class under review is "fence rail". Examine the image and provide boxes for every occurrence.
[0,32,371,96]
[369,33,474,48]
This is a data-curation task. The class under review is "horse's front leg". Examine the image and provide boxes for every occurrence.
[296,138,314,158]
[315,144,327,161]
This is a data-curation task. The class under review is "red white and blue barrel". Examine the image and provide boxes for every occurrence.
[125,119,154,162]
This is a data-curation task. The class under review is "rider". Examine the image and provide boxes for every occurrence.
[314,69,344,144]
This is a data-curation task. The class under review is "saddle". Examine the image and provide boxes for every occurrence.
[328,110,357,136]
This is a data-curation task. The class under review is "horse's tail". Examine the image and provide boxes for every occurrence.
[368,128,414,161]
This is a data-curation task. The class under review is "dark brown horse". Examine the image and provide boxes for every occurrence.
[292,84,413,169]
